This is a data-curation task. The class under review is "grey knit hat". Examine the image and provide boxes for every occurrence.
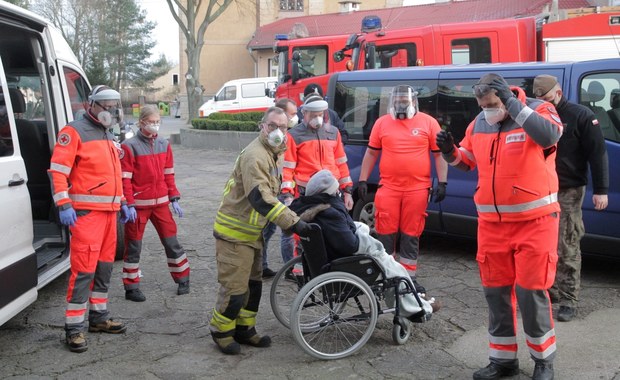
[305,170,339,196]
[303,94,328,112]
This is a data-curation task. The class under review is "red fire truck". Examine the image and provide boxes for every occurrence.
[275,11,620,105]
[274,33,350,104]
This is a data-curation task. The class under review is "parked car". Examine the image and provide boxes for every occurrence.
[329,58,620,260]
[198,77,277,117]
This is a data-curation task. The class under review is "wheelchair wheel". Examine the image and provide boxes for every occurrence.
[392,317,411,345]
[270,256,305,328]
[290,272,378,360]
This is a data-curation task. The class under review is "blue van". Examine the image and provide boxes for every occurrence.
[328,59,620,260]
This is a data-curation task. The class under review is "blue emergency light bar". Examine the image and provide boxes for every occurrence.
[361,15,382,32]
[275,34,289,40]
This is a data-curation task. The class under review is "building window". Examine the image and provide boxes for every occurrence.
[268,58,278,77]
[280,0,303,11]
[172,74,179,86]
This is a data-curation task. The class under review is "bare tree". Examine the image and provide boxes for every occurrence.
[165,0,240,118]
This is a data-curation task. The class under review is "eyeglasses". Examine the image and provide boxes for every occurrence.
[266,122,288,133]
[95,101,116,111]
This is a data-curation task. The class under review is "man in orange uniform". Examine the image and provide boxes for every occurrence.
[49,85,134,353]
[358,85,448,295]
[436,74,562,380]
[281,94,353,207]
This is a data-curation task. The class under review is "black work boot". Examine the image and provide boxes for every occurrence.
[557,306,576,322]
[211,330,241,355]
[532,362,554,380]
[125,288,146,302]
[234,326,271,347]
[177,280,190,295]
[65,332,88,353]
[473,362,519,380]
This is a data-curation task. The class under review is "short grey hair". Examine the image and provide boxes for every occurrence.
[261,106,285,123]
[473,73,508,99]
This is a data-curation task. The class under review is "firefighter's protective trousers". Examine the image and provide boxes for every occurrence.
[64,210,117,335]
[374,186,429,278]
[477,214,559,365]
[122,204,190,289]
[210,238,263,335]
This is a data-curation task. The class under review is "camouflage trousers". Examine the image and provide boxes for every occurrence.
[550,186,585,308]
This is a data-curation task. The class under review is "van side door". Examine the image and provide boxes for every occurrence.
[0,57,37,326]
[567,59,620,257]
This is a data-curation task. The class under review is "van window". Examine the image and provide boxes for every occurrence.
[63,67,90,121]
[580,73,620,143]
[241,82,267,98]
[451,38,491,64]
[333,79,437,142]
[294,46,328,78]
[370,43,418,69]
[0,87,14,157]
[217,85,237,101]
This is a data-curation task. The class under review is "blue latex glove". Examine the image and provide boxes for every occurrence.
[171,201,184,218]
[120,205,137,223]
[59,207,77,227]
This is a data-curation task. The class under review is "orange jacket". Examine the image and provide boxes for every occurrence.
[281,122,352,194]
[49,113,125,211]
[451,87,562,222]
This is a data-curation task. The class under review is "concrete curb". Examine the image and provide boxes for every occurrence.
[179,128,258,152]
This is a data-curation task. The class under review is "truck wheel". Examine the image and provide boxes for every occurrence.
[352,192,377,236]
[115,212,125,261]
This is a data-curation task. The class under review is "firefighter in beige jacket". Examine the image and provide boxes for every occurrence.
[210,107,312,355]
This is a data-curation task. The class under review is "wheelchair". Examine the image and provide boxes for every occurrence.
[270,223,429,360]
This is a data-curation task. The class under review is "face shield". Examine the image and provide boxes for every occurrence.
[89,87,124,128]
[389,85,417,120]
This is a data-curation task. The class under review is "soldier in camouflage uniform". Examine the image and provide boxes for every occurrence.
[534,75,609,322]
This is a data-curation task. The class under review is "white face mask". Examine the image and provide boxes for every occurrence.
[97,107,122,127]
[288,114,299,129]
[483,107,506,125]
[309,116,323,128]
[267,127,285,147]
[143,123,160,135]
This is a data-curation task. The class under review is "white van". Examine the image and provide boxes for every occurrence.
[0,3,117,326]
[198,76,277,117]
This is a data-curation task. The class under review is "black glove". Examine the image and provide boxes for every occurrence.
[432,182,447,203]
[488,78,514,104]
[293,219,312,237]
[358,181,368,201]
[436,131,455,155]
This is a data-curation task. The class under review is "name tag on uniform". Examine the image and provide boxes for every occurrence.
[506,132,526,144]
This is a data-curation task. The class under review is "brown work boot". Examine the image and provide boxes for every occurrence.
[211,331,241,355]
[88,319,127,334]
[234,326,271,347]
[66,332,88,353]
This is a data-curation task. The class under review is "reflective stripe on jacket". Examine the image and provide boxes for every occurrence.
[281,122,352,194]
[456,88,562,222]
[121,132,180,208]
[48,113,124,211]
[214,135,299,247]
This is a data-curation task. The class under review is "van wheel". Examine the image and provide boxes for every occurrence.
[352,192,377,236]
[115,212,125,261]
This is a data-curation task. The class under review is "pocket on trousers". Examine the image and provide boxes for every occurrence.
[71,241,101,271]
[476,251,490,284]
[544,251,558,289]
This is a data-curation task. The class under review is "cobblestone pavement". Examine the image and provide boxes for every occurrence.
[1,145,619,380]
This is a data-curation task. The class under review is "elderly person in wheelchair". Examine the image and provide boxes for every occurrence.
[289,170,440,321]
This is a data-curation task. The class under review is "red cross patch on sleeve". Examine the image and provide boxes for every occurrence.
[58,133,71,146]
